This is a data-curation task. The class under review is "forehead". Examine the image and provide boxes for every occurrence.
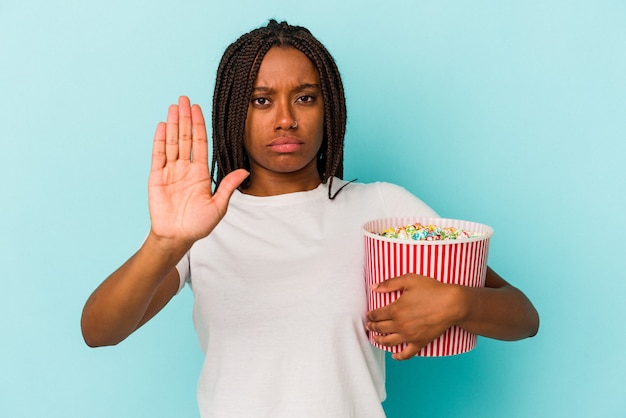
[254,46,320,85]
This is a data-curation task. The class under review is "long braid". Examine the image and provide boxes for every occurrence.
[211,20,348,198]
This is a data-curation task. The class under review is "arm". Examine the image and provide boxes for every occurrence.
[455,267,539,341]
[81,96,248,347]
[80,235,186,347]
[366,267,539,360]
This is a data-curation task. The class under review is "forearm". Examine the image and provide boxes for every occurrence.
[80,232,189,347]
[455,270,539,341]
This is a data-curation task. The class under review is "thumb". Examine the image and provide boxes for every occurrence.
[211,169,249,210]
[371,275,408,293]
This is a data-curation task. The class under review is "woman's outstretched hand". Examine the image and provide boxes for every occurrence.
[80,96,247,347]
[148,96,248,245]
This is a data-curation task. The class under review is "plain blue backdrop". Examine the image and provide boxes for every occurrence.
[1,1,625,417]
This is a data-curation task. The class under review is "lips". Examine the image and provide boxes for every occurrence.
[268,137,304,153]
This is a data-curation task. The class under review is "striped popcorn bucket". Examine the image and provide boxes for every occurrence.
[363,217,493,357]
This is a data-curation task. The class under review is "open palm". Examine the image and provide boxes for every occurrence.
[148,96,248,245]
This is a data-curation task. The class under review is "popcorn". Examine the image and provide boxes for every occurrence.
[379,223,483,241]
[364,217,494,356]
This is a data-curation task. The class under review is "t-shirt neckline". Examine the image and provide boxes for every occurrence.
[232,181,330,205]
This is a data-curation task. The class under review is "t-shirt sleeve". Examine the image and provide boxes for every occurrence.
[375,182,439,218]
[175,252,190,294]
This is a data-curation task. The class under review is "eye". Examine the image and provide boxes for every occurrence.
[251,97,270,107]
[297,95,315,104]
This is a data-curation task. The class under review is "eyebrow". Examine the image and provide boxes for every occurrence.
[251,83,320,93]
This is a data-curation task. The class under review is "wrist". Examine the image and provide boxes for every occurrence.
[450,284,474,328]
[145,229,193,260]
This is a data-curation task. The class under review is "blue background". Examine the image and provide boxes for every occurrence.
[1,1,625,417]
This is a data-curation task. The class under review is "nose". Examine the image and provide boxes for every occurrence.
[274,100,297,131]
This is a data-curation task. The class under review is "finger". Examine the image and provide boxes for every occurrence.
[366,319,395,335]
[371,275,409,293]
[178,96,192,161]
[211,169,250,216]
[165,104,179,162]
[151,122,167,171]
[190,104,208,165]
[366,304,393,322]
[392,343,420,360]
[372,332,404,348]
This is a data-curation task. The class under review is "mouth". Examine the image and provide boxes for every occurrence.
[268,137,304,153]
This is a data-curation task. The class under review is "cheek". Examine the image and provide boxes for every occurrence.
[244,108,268,134]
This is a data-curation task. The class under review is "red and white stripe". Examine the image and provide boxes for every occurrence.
[363,217,493,357]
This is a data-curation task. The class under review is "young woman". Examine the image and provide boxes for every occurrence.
[81,20,538,417]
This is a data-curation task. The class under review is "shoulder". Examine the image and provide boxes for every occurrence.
[330,178,439,218]
[337,178,416,200]
[331,178,407,195]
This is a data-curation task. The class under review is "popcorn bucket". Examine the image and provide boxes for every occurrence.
[363,217,493,356]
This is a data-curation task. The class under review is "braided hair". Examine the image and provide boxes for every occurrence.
[211,20,348,199]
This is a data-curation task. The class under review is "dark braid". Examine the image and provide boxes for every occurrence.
[211,20,348,199]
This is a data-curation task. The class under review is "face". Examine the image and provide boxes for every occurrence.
[243,46,324,193]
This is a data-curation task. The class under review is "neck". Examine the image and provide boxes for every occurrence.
[241,170,322,197]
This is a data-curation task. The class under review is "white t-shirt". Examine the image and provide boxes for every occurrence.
[176,179,437,418]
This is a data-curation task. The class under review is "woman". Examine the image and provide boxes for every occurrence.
[81,20,538,417]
